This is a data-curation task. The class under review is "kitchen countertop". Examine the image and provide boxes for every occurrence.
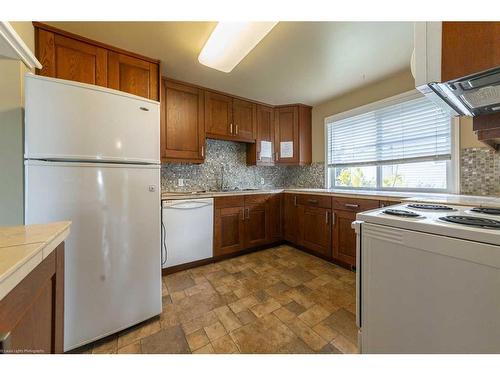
[0,221,71,300]
[162,188,500,207]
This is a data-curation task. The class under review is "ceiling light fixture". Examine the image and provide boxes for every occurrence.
[198,22,278,73]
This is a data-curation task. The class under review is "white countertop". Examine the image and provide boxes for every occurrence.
[162,188,500,207]
[0,221,71,300]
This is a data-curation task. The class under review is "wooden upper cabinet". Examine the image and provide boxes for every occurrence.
[275,105,312,165]
[108,52,159,100]
[33,22,160,101]
[161,79,205,163]
[36,28,108,87]
[247,104,275,166]
[232,99,256,142]
[205,91,233,139]
[442,22,500,82]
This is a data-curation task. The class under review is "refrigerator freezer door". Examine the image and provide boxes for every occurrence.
[24,74,160,164]
[25,160,162,351]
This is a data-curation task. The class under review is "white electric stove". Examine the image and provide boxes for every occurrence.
[353,202,500,353]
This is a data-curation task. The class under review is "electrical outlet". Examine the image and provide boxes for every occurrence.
[260,178,265,185]
[178,178,184,187]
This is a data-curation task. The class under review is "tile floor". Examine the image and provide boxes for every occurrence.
[72,245,358,354]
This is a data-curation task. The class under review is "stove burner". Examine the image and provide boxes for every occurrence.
[383,209,420,218]
[407,203,454,211]
[471,207,500,216]
[439,215,500,229]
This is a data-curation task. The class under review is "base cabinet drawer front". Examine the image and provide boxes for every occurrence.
[331,197,380,212]
[297,194,332,209]
[332,210,357,267]
[244,203,269,248]
[0,243,64,354]
[214,207,245,256]
[214,196,245,209]
[298,206,332,258]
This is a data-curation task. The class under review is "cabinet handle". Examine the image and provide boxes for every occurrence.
[235,124,239,135]
[325,211,329,224]
[308,199,319,204]
[0,331,11,353]
[139,107,149,111]
[345,203,360,208]
[294,196,297,206]
[245,208,250,219]
[230,123,233,134]
[332,211,335,223]
[240,209,244,221]
[257,151,261,161]
[201,145,205,158]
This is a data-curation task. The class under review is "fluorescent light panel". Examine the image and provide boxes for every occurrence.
[198,22,278,73]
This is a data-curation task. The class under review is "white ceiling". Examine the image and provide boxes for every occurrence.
[47,21,414,105]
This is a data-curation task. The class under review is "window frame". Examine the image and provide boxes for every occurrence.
[323,90,460,193]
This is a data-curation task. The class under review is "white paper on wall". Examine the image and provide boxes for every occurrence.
[280,141,293,158]
[260,141,272,158]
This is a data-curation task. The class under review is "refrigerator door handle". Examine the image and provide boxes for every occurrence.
[352,220,363,328]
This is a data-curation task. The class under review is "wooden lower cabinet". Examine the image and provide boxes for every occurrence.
[244,203,269,248]
[214,206,245,257]
[298,205,332,258]
[332,210,357,267]
[0,243,64,354]
[283,194,299,243]
[214,194,282,257]
[268,194,283,241]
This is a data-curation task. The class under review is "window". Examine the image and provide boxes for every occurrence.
[325,92,456,192]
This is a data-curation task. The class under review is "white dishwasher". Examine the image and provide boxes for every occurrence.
[161,198,214,268]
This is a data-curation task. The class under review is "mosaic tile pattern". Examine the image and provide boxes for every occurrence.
[460,148,500,196]
[161,139,325,191]
[71,246,358,354]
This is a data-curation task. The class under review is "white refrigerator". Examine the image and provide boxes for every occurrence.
[24,74,162,352]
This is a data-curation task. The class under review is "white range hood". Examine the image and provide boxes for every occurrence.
[0,21,41,69]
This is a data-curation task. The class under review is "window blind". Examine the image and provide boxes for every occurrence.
[327,96,451,167]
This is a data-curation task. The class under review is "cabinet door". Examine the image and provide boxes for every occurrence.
[442,22,500,82]
[298,206,332,258]
[275,106,299,164]
[205,91,233,139]
[232,99,256,142]
[161,79,205,163]
[283,194,299,244]
[268,194,283,242]
[108,51,159,100]
[332,210,357,267]
[244,203,269,248]
[36,29,108,87]
[214,207,245,256]
[247,104,275,166]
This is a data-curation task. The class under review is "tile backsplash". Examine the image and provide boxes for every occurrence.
[460,148,500,196]
[162,141,500,197]
[161,139,325,191]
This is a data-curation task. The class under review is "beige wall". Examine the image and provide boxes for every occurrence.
[311,69,415,162]
[459,116,485,149]
[0,22,34,225]
[311,69,487,162]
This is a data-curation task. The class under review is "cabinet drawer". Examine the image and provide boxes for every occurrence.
[297,194,331,209]
[332,197,379,212]
[244,194,270,205]
[214,196,245,209]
